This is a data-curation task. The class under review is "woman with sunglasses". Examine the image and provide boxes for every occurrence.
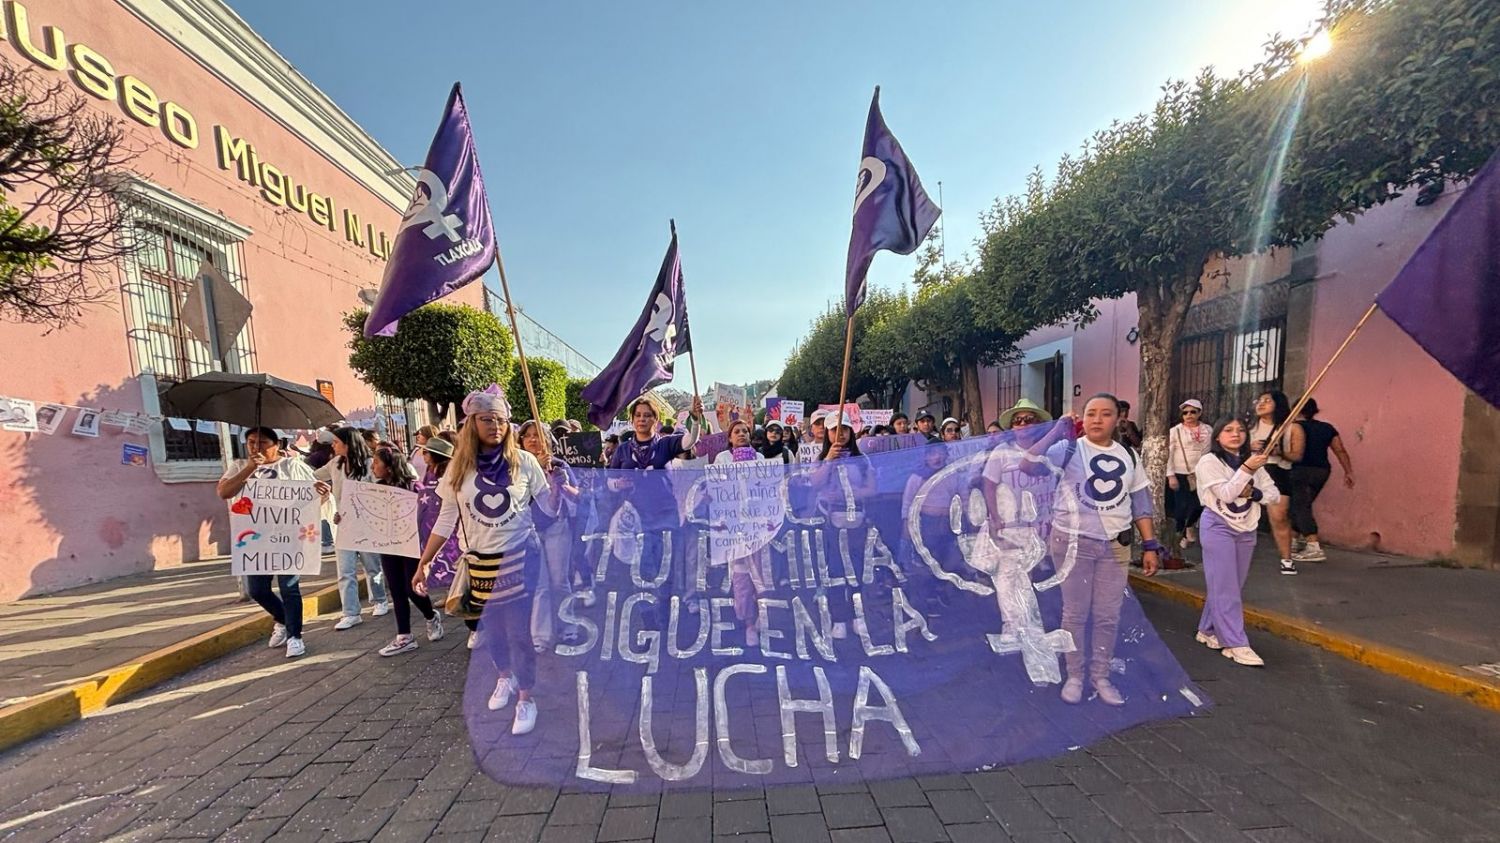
[413,386,559,735]
[759,420,793,463]
[939,417,964,442]
[1166,399,1211,549]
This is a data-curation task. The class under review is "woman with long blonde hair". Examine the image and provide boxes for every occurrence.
[413,385,558,735]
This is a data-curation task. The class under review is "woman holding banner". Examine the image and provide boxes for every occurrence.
[316,427,391,630]
[713,419,774,646]
[371,447,443,657]
[519,420,581,652]
[815,422,876,639]
[413,386,558,735]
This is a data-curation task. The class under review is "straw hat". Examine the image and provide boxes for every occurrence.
[997,398,1053,430]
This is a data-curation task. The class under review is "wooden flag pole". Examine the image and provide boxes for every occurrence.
[491,254,550,459]
[834,313,856,434]
[1265,301,1380,449]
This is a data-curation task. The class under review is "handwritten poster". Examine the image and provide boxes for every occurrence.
[780,400,804,428]
[816,403,864,432]
[558,431,605,469]
[863,409,894,430]
[229,478,323,576]
[336,478,420,557]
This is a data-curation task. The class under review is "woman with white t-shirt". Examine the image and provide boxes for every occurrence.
[315,427,391,629]
[412,386,558,736]
[1250,391,1305,576]
[1195,417,1280,667]
[519,420,581,651]
[1024,394,1163,706]
[1166,399,1211,548]
[712,420,774,646]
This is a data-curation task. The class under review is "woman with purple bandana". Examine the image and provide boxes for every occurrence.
[414,433,465,635]
[413,385,558,736]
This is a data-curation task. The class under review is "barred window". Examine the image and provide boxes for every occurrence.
[118,178,256,470]
[996,363,1022,416]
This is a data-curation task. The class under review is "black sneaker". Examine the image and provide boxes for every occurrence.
[1280,559,1298,576]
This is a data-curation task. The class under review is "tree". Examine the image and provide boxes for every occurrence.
[654,387,694,414]
[778,288,907,407]
[508,357,569,425]
[973,0,1499,535]
[0,64,134,327]
[565,377,597,430]
[344,304,513,421]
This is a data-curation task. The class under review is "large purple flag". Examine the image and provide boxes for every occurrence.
[364,83,497,337]
[844,87,941,317]
[1377,147,1500,407]
[580,227,692,427]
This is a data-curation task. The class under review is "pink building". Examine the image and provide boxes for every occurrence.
[908,185,1499,566]
[0,0,489,600]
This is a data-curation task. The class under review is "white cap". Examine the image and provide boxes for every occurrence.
[809,409,830,425]
[1180,399,1204,411]
[940,417,960,428]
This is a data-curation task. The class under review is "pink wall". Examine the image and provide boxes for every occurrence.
[1298,192,1466,556]
[0,0,484,600]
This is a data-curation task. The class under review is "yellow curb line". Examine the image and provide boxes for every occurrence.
[0,580,354,754]
[1130,572,1500,712]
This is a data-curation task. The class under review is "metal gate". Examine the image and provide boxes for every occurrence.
[1171,318,1286,426]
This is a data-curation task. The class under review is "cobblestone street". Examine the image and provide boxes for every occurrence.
[2,594,1497,842]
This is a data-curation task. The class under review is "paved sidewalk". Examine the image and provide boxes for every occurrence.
[1147,542,1500,677]
[0,557,336,709]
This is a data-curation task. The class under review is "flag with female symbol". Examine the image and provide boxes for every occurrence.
[845,87,942,316]
[365,83,497,337]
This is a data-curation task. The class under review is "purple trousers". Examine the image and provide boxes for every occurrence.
[1198,509,1257,648]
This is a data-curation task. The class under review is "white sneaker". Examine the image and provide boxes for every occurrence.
[285,637,305,658]
[488,675,518,711]
[831,622,849,640]
[379,635,417,657]
[1195,631,1222,650]
[1060,677,1084,704]
[1279,559,1298,576]
[268,623,288,648]
[334,615,362,631]
[1223,646,1266,667]
[1292,543,1327,562]
[467,630,480,650]
[512,699,538,735]
[1292,537,1307,553]
[372,601,391,617]
[427,611,445,642]
[1094,679,1125,707]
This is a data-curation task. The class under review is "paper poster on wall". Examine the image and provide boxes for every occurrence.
[121,443,149,466]
[195,419,219,434]
[71,409,101,437]
[33,404,67,435]
[335,478,420,557]
[123,414,153,435]
[780,400,804,428]
[1,399,37,433]
[167,417,193,431]
[229,478,323,576]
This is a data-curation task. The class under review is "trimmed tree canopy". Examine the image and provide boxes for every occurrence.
[508,357,569,424]
[344,304,513,417]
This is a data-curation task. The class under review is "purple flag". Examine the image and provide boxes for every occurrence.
[1377,147,1500,407]
[580,227,692,427]
[844,87,941,316]
[364,83,497,337]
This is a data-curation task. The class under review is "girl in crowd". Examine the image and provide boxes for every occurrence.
[759,420,793,463]
[1166,399,1210,549]
[1026,394,1162,706]
[415,433,467,642]
[371,447,443,656]
[713,419,774,645]
[1250,391,1305,575]
[815,421,876,639]
[519,420,582,651]
[410,424,439,479]
[1195,417,1279,667]
[939,417,964,442]
[413,386,558,735]
[316,426,390,629]
[1291,398,1354,563]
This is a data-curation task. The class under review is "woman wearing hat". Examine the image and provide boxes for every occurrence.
[1166,399,1210,548]
[760,420,793,463]
[413,385,559,735]
[996,398,1052,432]
[939,417,964,442]
[914,411,939,443]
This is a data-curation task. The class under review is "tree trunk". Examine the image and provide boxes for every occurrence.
[1134,271,1201,546]
[959,356,986,434]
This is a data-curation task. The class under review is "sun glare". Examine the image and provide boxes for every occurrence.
[1300,30,1334,63]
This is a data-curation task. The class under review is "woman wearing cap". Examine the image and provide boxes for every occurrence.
[939,417,963,442]
[315,427,391,629]
[713,419,774,645]
[413,385,558,735]
[1024,394,1163,706]
[914,412,939,442]
[1195,417,1279,666]
[1166,400,1210,549]
[798,411,828,463]
[760,420,793,463]
[520,420,582,652]
[814,421,875,638]
[371,446,444,657]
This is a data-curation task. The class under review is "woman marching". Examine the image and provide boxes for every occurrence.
[413,386,559,735]
[1194,417,1280,666]
[713,419,775,646]
[814,420,877,639]
[759,420,794,464]
[316,427,391,629]
[1250,392,1305,576]
[1025,394,1163,706]
[371,447,444,656]
[415,433,468,642]
[519,420,582,651]
[1166,399,1211,549]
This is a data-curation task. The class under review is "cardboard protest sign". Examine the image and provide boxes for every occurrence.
[863,409,894,430]
[558,431,605,468]
[764,397,783,420]
[704,459,785,565]
[816,403,863,432]
[229,478,323,576]
[780,400,804,428]
[336,478,420,557]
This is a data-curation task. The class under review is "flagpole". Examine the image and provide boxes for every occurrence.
[491,253,549,458]
[1265,301,1379,449]
[835,313,855,433]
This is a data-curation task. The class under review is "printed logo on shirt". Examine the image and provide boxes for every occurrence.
[472,472,512,518]
[1082,454,1129,506]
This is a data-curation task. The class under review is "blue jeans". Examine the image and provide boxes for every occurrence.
[247,575,302,637]
[337,548,388,617]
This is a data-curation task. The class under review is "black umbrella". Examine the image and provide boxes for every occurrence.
[163,372,344,430]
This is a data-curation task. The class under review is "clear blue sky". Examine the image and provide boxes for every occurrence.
[227,0,1321,387]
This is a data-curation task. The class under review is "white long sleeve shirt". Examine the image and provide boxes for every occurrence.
[1194,453,1282,532]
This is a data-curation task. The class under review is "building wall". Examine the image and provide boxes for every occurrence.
[0,0,486,600]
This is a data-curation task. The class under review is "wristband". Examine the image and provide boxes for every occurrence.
[1141,539,1166,554]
